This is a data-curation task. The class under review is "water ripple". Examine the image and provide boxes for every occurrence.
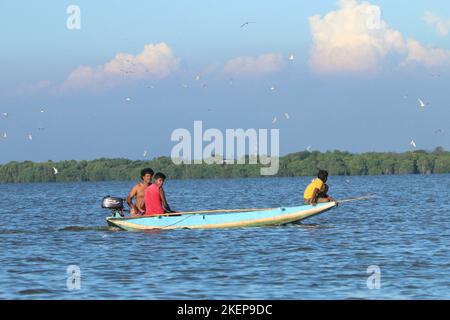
[0,175,449,299]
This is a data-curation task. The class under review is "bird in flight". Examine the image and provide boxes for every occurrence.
[240,21,256,28]
[410,140,417,148]
[53,167,59,175]
[418,98,428,108]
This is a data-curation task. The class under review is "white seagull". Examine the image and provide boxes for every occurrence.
[125,97,132,102]
[284,112,290,119]
[143,150,148,157]
[272,116,277,124]
[27,133,33,141]
[289,54,294,61]
[306,146,312,152]
[418,98,427,108]
[53,167,58,175]
[410,140,417,148]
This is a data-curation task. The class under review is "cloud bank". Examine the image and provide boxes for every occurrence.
[422,11,450,36]
[223,53,285,77]
[63,43,180,89]
[309,0,450,73]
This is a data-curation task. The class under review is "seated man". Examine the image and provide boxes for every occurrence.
[303,170,336,205]
[126,168,154,215]
[144,172,174,215]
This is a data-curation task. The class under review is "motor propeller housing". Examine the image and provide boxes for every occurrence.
[101,196,126,217]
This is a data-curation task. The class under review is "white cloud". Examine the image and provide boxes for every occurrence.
[5,80,53,97]
[422,11,450,36]
[223,53,285,76]
[32,80,52,90]
[309,0,450,73]
[63,43,180,89]
[403,38,450,67]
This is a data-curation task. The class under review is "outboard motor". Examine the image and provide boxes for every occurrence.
[102,195,125,217]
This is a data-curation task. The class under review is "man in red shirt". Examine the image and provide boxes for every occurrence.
[144,172,174,215]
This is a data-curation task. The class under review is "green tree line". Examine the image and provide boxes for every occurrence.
[1,147,450,183]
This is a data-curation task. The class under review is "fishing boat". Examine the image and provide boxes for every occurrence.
[104,201,337,231]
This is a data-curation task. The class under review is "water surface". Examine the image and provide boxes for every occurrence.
[0,175,449,299]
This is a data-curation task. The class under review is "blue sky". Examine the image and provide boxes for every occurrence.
[0,0,449,163]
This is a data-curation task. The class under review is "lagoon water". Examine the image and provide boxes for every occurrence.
[0,175,449,299]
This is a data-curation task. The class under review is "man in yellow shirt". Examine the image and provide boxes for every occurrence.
[304,170,336,205]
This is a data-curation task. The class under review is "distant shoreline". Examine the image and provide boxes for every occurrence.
[1,148,449,183]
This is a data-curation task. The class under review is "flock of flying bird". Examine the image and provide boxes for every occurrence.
[0,21,447,174]
[408,94,444,149]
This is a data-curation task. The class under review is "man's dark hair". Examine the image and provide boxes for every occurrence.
[317,170,328,181]
[154,172,166,180]
[141,168,154,179]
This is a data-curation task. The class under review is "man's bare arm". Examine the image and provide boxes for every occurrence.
[159,188,173,212]
[310,188,320,205]
[127,186,138,213]
[312,188,336,204]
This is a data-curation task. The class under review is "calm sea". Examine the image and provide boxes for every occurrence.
[0,175,449,299]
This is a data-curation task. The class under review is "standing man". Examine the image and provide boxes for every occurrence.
[127,168,154,215]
